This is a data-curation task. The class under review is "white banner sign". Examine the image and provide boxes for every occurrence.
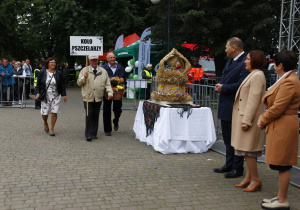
[70,36,103,56]
[138,27,151,79]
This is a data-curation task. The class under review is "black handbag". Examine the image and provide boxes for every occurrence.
[38,90,46,101]
[38,74,54,101]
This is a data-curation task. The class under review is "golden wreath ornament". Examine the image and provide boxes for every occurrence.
[151,48,192,102]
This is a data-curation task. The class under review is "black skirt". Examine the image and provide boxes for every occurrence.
[269,164,292,172]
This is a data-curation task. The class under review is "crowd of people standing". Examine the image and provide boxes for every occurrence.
[214,37,300,210]
[0,58,70,107]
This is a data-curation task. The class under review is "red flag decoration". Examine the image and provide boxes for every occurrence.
[100,33,141,60]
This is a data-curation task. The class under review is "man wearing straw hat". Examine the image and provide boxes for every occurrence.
[77,55,113,142]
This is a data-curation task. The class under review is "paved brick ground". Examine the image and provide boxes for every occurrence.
[0,86,299,210]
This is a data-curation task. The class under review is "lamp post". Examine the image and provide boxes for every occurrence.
[151,0,171,52]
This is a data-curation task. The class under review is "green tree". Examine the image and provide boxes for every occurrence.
[0,0,25,59]
[149,0,281,76]
[1,0,154,65]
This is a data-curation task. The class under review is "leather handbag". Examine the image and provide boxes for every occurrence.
[38,90,46,101]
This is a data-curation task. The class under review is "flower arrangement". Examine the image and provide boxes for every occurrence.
[107,77,125,100]
[110,77,125,93]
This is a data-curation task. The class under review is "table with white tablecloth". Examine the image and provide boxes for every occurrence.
[133,101,216,154]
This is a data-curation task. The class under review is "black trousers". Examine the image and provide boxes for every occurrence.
[103,97,122,133]
[25,78,31,97]
[221,120,244,172]
[84,101,102,137]
[145,83,151,100]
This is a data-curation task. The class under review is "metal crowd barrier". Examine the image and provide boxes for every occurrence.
[0,76,35,108]
[186,82,222,139]
[122,79,150,110]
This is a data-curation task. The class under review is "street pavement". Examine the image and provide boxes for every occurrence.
[0,86,299,210]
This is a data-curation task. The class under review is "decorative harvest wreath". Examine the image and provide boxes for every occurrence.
[152,48,192,102]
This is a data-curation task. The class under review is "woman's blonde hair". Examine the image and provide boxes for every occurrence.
[15,61,21,67]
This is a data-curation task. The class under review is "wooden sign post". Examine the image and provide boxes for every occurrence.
[70,36,103,116]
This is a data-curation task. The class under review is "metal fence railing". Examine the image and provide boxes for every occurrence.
[0,76,35,108]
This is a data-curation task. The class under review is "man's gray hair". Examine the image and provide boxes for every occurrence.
[146,63,152,68]
[227,37,244,49]
[106,52,115,60]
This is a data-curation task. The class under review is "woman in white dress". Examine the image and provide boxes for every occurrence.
[35,57,67,136]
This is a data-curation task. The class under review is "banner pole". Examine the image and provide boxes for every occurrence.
[86,55,89,116]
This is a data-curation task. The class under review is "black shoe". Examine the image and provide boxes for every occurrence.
[92,135,97,139]
[213,165,232,173]
[105,132,111,136]
[50,133,55,136]
[86,136,92,141]
[224,169,243,178]
[113,119,119,131]
[44,129,49,133]
[114,124,119,131]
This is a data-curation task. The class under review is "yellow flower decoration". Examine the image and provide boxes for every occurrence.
[172,86,175,90]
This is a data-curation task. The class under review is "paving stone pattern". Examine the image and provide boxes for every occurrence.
[0,86,299,210]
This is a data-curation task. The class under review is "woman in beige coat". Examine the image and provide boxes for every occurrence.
[231,50,266,192]
[258,50,300,210]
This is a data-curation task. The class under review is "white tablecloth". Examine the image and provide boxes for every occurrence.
[133,101,216,154]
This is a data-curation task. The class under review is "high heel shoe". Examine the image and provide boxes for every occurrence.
[49,129,55,136]
[44,129,49,133]
[243,180,262,192]
[235,181,251,188]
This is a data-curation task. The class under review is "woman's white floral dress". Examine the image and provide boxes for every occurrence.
[41,70,61,115]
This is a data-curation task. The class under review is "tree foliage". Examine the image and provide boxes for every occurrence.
[148,0,281,75]
[0,0,153,65]
[1,0,281,73]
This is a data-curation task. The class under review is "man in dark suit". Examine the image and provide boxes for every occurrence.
[213,37,249,178]
[102,52,125,136]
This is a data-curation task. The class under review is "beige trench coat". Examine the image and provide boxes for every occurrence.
[231,70,266,152]
[259,71,300,166]
[77,65,113,102]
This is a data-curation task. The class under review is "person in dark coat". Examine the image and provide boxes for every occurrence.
[62,63,70,87]
[13,61,26,105]
[213,37,249,178]
[102,52,125,136]
[34,61,43,109]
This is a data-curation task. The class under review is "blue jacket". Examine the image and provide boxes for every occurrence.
[218,52,249,121]
[0,64,15,86]
[102,63,125,79]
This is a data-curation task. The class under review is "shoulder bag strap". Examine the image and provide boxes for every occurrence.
[45,74,54,92]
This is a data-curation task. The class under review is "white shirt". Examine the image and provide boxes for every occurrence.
[108,63,117,75]
[233,51,245,61]
[267,70,293,90]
